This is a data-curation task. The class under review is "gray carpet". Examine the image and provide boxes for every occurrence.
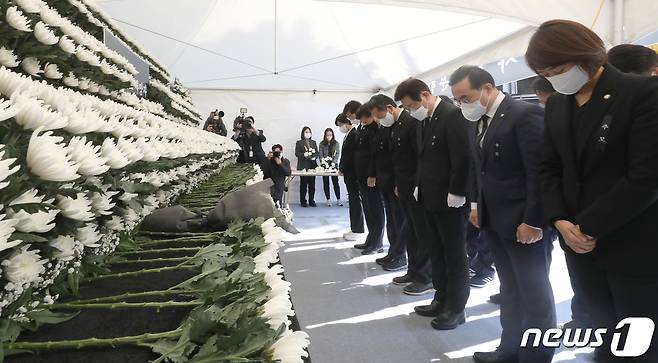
[280,205,595,363]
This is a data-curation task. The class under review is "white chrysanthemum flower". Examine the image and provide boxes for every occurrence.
[64,108,103,134]
[34,21,59,45]
[62,73,79,87]
[75,47,100,67]
[13,97,68,131]
[27,128,80,181]
[39,6,65,27]
[16,0,43,13]
[118,191,138,202]
[21,57,42,77]
[88,81,100,93]
[76,224,101,248]
[67,136,110,176]
[99,59,113,75]
[105,215,125,231]
[0,212,21,252]
[6,6,32,32]
[8,208,59,233]
[0,47,20,68]
[0,145,20,190]
[90,191,118,216]
[77,77,90,90]
[262,294,293,329]
[116,138,144,163]
[100,138,130,169]
[269,329,310,363]
[56,193,94,221]
[58,35,76,54]
[49,235,76,261]
[9,188,45,205]
[2,245,47,285]
[43,63,63,79]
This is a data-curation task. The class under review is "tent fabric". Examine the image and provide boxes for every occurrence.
[97,0,658,94]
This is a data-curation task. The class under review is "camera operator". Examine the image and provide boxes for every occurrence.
[264,144,292,207]
[203,110,227,136]
[231,115,267,169]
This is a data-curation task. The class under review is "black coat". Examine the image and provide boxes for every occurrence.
[390,110,420,198]
[418,99,472,213]
[374,126,395,192]
[265,157,291,201]
[295,139,318,170]
[471,95,545,240]
[233,129,266,165]
[354,123,378,181]
[541,65,658,274]
[339,127,358,176]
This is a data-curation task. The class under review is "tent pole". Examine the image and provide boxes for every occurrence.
[613,0,625,45]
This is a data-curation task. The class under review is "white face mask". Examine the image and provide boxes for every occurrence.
[460,89,488,122]
[338,125,348,134]
[378,113,395,128]
[213,116,219,120]
[304,132,312,139]
[409,105,428,121]
[546,65,590,95]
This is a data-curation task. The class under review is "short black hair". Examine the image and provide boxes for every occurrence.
[335,113,350,126]
[355,103,371,119]
[272,144,283,151]
[368,94,396,111]
[449,65,496,89]
[608,44,657,75]
[394,78,431,102]
[343,100,362,114]
[531,77,555,94]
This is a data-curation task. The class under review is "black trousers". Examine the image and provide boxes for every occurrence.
[357,179,384,249]
[424,208,470,312]
[322,176,341,200]
[343,174,364,233]
[484,227,556,363]
[271,184,284,208]
[467,223,495,277]
[299,176,316,204]
[563,246,658,363]
[381,188,405,259]
[399,196,431,284]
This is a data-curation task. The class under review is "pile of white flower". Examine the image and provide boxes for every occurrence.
[258,219,310,363]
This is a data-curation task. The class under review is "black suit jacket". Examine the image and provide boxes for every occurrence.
[374,125,395,193]
[419,99,472,213]
[339,127,358,176]
[472,94,545,240]
[390,110,420,198]
[355,123,378,181]
[295,139,318,170]
[541,65,658,274]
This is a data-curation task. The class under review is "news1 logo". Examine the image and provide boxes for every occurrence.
[521,318,655,357]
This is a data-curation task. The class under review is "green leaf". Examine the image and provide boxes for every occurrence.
[24,310,80,328]
[0,319,21,343]
[9,233,48,243]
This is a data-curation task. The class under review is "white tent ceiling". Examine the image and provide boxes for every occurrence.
[96,0,658,92]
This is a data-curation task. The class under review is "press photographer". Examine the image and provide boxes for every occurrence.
[231,115,267,169]
[203,109,228,136]
[264,144,292,207]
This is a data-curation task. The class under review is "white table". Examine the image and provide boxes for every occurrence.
[284,169,341,205]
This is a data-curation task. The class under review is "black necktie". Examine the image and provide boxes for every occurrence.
[476,115,490,148]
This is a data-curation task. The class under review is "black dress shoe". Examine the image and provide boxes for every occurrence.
[403,281,434,296]
[361,246,384,255]
[375,256,392,265]
[353,243,367,249]
[488,293,501,305]
[300,201,308,208]
[473,350,517,363]
[383,257,407,271]
[414,300,443,317]
[431,311,465,330]
[309,201,317,207]
[392,273,414,285]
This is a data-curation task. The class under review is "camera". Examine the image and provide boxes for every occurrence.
[240,118,253,130]
[272,150,281,158]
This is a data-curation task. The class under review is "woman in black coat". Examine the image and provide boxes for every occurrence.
[526,20,658,363]
[294,126,318,207]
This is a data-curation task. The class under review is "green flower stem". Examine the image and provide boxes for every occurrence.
[137,231,212,237]
[138,239,215,248]
[137,235,218,243]
[83,265,198,282]
[5,328,184,351]
[49,300,202,310]
[111,257,190,265]
[113,247,202,256]
[65,289,206,304]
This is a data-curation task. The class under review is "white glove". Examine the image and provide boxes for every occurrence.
[447,193,466,208]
